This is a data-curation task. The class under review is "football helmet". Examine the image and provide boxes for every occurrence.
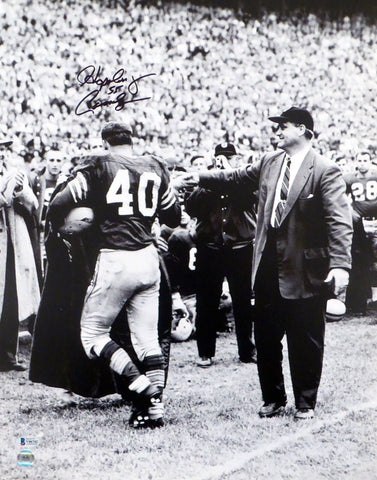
[326,298,346,322]
[171,313,194,342]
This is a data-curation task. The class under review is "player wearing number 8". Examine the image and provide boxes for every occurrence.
[48,122,181,428]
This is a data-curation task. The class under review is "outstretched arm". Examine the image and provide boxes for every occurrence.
[180,160,262,195]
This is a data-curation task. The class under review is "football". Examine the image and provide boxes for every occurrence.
[59,207,95,235]
[326,298,346,322]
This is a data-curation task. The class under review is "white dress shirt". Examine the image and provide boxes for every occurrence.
[271,145,311,227]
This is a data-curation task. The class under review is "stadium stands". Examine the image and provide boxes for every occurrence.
[2,0,377,169]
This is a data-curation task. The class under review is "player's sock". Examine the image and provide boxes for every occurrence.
[143,354,165,420]
[100,341,146,389]
[143,354,165,390]
[120,359,157,396]
[128,374,151,394]
[147,395,164,421]
[100,340,131,375]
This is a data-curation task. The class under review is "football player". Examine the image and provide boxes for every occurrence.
[48,122,181,428]
[162,209,197,341]
[344,151,377,217]
[34,148,68,274]
[343,151,375,314]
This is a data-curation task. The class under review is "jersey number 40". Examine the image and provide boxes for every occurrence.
[106,170,161,217]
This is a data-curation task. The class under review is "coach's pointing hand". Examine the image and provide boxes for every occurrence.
[182,172,200,188]
[170,173,200,192]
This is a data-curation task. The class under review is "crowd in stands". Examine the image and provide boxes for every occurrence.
[2,0,377,172]
[1,0,377,383]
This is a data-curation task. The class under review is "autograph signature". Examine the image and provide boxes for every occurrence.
[75,65,156,116]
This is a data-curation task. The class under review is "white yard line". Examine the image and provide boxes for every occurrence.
[194,399,377,480]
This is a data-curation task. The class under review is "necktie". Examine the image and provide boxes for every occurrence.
[274,157,291,228]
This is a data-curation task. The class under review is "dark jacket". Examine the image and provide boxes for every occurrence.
[185,185,256,249]
[199,148,353,299]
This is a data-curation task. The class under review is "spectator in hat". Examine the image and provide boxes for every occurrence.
[182,107,352,419]
[0,138,40,371]
[189,155,208,173]
[185,142,257,367]
[334,154,352,175]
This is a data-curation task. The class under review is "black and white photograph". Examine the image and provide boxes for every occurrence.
[1,0,377,478]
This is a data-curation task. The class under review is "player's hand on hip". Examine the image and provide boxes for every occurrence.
[325,268,349,301]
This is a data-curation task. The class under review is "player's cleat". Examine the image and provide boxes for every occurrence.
[294,408,314,420]
[128,390,164,430]
[258,402,286,418]
[148,417,164,429]
[128,409,165,429]
[128,409,150,429]
[129,384,164,429]
[197,357,213,368]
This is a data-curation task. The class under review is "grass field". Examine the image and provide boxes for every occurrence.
[1,310,377,480]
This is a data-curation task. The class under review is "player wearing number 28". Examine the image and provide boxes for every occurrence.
[49,122,181,427]
[343,151,376,314]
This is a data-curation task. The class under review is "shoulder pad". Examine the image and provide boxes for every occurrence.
[342,173,353,184]
[73,154,108,173]
[147,154,167,168]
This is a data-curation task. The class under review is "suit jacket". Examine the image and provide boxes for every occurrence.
[199,148,353,299]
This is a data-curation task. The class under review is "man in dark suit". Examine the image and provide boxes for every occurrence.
[182,107,353,419]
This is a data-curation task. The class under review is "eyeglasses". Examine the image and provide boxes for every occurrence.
[48,158,63,162]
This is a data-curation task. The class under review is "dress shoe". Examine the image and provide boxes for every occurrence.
[294,408,314,420]
[197,357,213,368]
[239,351,257,364]
[0,361,27,372]
[57,390,78,407]
[258,402,286,418]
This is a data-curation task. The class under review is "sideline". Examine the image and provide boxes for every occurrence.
[193,398,377,480]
